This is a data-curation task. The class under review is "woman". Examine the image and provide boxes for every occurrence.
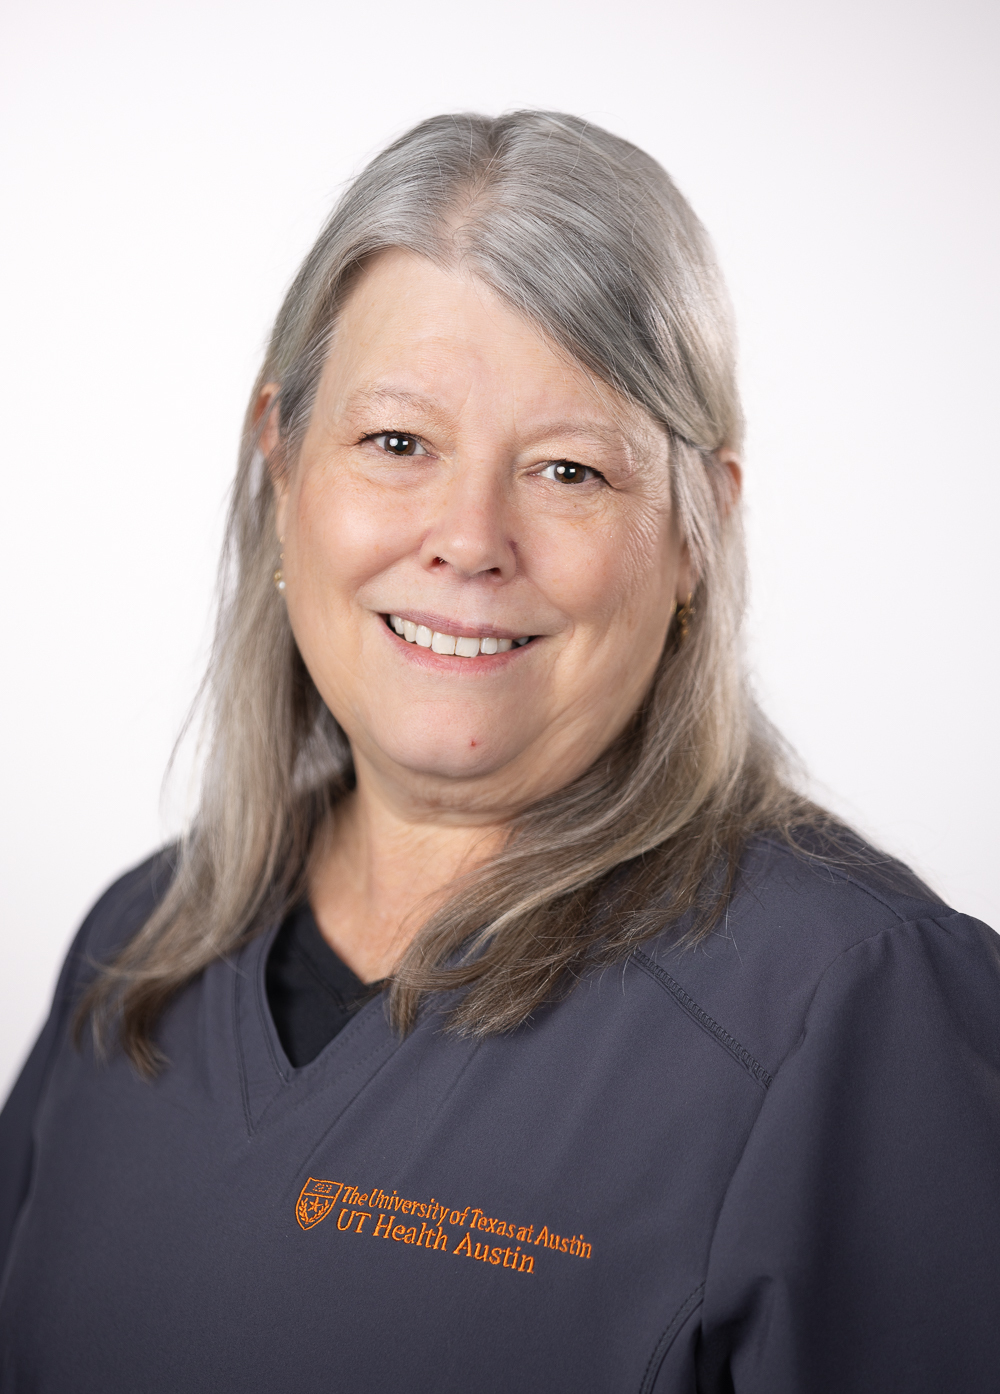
[1,111,997,1392]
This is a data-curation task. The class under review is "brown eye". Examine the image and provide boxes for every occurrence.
[372,432,427,457]
[541,460,596,484]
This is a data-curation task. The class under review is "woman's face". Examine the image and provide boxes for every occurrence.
[270,248,692,816]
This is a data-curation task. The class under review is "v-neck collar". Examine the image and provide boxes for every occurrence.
[231,923,402,1136]
[265,902,387,1067]
[280,902,384,1003]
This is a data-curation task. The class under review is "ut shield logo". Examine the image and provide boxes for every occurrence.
[296,1177,343,1230]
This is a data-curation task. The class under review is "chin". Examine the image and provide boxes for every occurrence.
[378,723,525,783]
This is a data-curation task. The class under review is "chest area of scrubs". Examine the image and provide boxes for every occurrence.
[2,936,768,1393]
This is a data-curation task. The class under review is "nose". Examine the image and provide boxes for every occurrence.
[418,460,517,584]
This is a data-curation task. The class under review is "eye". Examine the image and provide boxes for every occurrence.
[538,460,600,484]
[368,432,428,457]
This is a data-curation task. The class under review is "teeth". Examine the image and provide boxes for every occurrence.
[388,616,529,658]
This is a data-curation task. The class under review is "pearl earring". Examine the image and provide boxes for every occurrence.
[273,540,286,593]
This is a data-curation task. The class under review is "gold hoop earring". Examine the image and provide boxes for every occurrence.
[674,593,693,646]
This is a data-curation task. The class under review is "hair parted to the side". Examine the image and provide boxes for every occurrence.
[80,109,830,1075]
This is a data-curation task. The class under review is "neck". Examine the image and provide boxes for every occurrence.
[307,761,507,982]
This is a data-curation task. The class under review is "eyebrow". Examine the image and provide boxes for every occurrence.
[342,386,632,451]
[342,387,451,424]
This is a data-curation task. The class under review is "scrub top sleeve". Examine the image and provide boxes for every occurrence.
[695,912,1000,1394]
[0,915,98,1276]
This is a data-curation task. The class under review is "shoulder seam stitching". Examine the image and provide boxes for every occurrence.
[632,949,773,1090]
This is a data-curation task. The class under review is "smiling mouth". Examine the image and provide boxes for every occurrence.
[384,614,534,657]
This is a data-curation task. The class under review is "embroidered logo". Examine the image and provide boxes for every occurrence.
[294,1174,593,1277]
[296,1177,343,1230]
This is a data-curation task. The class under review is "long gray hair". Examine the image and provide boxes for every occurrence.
[84,110,822,1074]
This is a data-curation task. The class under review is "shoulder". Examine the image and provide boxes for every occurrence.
[638,833,997,1078]
[72,846,178,972]
[12,848,179,1068]
[727,829,950,948]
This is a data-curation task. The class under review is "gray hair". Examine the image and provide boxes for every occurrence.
[83,111,817,1073]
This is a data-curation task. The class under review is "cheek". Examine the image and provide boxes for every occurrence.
[282,463,417,702]
[293,463,411,594]
[532,501,674,634]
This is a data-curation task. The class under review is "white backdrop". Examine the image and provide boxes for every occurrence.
[2,0,997,1100]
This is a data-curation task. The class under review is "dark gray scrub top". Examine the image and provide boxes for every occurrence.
[2,838,1000,1392]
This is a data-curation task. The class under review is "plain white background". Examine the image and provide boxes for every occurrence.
[1,0,997,1100]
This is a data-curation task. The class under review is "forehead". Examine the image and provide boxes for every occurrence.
[319,248,660,448]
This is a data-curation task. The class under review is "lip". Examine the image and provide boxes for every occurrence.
[377,612,538,672]
[379,609,539,642]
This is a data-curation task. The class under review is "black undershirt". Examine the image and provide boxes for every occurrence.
[265,902,385,1068]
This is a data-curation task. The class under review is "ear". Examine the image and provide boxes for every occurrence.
[254,382,286,538]
[673,449,743,605]
[674,537,697,608]
[255,381,282,459]
[714,449,743,517]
